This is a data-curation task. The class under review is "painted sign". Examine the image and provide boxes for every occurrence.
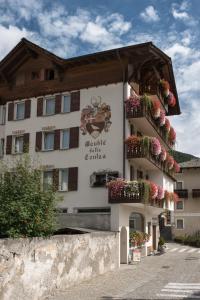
[80,96,112,139]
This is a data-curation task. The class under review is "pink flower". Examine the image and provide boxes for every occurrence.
[150,182,158,199]
[160,147,167,161]
[167,91,176,107]
[151,138,161,156]
[157,186,165,200]
[125,95,140,112]
[159,110,166,126]
[164,118,171,133]
[173,161,180,173]
[167,155,174,170]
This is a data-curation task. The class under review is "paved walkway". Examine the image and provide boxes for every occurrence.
[46,243,200,300]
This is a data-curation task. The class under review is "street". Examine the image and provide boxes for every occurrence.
[47,242,200,300]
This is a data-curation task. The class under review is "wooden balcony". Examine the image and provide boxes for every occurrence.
[174,189,188,198]
[108,184,164,208]
[127,144,176,181]
[126,101,171,149]
[192,189,200,198]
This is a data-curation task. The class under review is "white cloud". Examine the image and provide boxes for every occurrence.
[171,1,198,26]
[140,6,160,22]
[0,25,29,59]
[172,8,189,20]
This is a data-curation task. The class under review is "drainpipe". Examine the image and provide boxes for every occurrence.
[116,50,126,179]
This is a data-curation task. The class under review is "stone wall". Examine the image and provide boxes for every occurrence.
[0,231,119,300]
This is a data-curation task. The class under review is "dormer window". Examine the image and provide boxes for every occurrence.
[45,69,55,80]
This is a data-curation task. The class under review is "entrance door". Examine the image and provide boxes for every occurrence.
[153,225,157,250]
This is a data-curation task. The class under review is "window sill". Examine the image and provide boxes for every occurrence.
[42,149,54,152]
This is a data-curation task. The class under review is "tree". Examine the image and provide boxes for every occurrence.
[0,155,61,238]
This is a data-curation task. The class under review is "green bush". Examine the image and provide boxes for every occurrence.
[0,156,61,238]
[174,233,200,248]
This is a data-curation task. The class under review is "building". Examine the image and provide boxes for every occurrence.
[173,159,200,236]
[0,38,181,264]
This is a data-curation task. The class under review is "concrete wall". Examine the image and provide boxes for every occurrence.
[58,213,110,231]
[0,231,119,300]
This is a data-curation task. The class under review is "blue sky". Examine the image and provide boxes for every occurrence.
[0,0,200,156]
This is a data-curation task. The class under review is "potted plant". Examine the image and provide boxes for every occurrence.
[158,236,166,253]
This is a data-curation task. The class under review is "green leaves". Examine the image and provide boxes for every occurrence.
[0,155,61,238]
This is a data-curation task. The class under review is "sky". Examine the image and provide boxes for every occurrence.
[0,0,200,156]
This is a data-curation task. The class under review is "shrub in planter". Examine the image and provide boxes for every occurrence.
[141,94,152,109]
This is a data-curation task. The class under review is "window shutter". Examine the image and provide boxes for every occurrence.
[6,135,12,154]
[54,129,60,150]
[55,94,62,114]
[37,97,43,116]
[25,99,31,119]
[68,167,78,191]
[69,127,79,148]
[70,91,80,112]
[23,133,30,153]
[8,102,14,121]
[53,169,59,191]
[35,131,42,152]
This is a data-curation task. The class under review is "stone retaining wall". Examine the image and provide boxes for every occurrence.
[0,231,119,300]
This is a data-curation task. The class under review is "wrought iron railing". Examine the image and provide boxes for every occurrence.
[192,189,200,198]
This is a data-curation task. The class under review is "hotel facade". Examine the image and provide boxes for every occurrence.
[0,39,181,263]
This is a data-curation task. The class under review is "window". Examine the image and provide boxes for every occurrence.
[0,106,6,125]
[43,171,53,190]
[62,95,71,113]
[176,219,184,229]
[45,98,55,115]
[176,200,184,210]
[31,71,39,80]
[90,171,119,187]
[176,181,183,189]
[14,136,23,153]
[61,129,70,149]
[59,169,68,191]
[16,102,25,120]
[0,139,4,157]
[43,132,54,151]
[45,69,55,80]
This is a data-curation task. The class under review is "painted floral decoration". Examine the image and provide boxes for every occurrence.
[150,137,161,156]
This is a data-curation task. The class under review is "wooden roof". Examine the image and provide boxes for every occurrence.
[0,38,181,115]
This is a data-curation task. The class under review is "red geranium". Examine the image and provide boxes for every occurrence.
[150,182,158,199]
[169,127,176,144]
[164,118,171,133]
[151,99,161,119]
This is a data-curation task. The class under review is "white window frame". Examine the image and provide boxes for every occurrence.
[176,200,184,210]
[43,131,55,151]
[62,94,71,113]
[44,97,55,116]
[13,135,24,154]
[176,218,184,230]
[59,168,69,192]
[60,129,70,150]
[15,101,25,120]
[43,170,53,191]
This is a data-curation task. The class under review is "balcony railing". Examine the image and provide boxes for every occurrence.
[108,183,164,208]
[192,189,200,198]
[174,189,188,198]
[126,143,176,180]
[126,101,171,148]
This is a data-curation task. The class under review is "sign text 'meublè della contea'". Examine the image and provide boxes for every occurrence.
[84,139,106,160]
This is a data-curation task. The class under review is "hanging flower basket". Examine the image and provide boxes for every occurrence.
[168,127,176,145]
[150,182,158,199]
[125,95,141,113]
[151,99,161,119]
[160,146,167,162]
[173,161,180,173]
[150,137,161,156]
[159,109,166,126]
[164,118,171,133]
[166,91,176,107]
[157,186,165,200]
[166,155,174,170]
